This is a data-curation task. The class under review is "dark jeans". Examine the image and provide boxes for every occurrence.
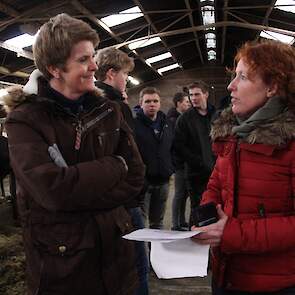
[128,207,149,295]
[143,182,169,229]
[172,169,189,228]
[187,174,208,208]
[186,174,208,226]
[212,283,295,295]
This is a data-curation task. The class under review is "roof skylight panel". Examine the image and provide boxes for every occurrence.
[146,52,172,64]
[100,6,143,27]
[128,37,162,50]
[274,0,295,13]
[260,30,294,44]
[157,63,180,74]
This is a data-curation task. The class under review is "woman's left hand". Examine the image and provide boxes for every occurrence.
[191,204,228,247]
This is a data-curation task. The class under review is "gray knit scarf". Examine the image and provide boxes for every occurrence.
[232,96,286,138]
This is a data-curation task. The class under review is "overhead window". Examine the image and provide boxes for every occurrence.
[205,32,216,48]
[260,30,294,44]
[100,6,143,27]
[274,0,295,13]
[157,63,180,74]
[128,37,162,50]
[146,52,172,64]
[201,5,215,29]
[4,30,39,49]
[208,50,216,60]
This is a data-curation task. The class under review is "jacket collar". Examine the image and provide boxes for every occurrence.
[95,81,123,102]
[2,76,105,114]
[211,106,295,146]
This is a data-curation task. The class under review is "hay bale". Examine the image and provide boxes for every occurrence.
[0,232,26,295]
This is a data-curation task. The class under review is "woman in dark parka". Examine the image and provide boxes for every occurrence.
[3,13,145,295]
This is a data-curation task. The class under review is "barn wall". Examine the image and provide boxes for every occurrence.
[127,65,231,113]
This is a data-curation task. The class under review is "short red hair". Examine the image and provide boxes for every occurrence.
[234,40,295,111]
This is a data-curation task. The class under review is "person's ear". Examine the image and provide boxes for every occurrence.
[47,65,61,79]
[266,83,278,98]
[105,68,116,81]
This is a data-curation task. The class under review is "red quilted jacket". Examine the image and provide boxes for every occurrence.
[201,108,295,292]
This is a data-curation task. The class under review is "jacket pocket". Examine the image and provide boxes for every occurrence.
[97,128,120,152]
[31,221,95,256]
[31,221,97,292]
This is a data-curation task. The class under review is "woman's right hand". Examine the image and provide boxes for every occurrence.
[191,204,228,247]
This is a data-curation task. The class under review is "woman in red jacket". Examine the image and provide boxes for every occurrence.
[192,39,295,294]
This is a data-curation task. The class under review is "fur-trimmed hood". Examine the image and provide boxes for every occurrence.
[2,75,104,114]
[211,106,295,146]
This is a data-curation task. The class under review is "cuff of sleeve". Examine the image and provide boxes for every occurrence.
[113,155,129,173]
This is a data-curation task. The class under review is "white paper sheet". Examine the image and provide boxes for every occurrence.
[123,228,209,279]
[123,228,200,242]
[150,239,209,279]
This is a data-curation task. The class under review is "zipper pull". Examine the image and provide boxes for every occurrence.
[75,121,83,150]
[258,203,266,217]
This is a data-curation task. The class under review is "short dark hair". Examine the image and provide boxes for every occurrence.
[173,92,188,107]
[188,80,209,94]
[139,87,160,101]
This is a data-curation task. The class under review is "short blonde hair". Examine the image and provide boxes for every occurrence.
[95,47,134,81]
[33,13,99,80]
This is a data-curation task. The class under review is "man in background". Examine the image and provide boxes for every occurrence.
[134,87,174,229]
[173,81,215,219]
[95,48,149,295]
[167,92,191,230]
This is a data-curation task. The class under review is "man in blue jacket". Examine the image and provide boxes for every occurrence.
[134,87,174,229]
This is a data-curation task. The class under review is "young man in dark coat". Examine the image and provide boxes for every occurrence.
[167,92,191,230]
[95,47,149,295]
[134,87,174,229]
[174,81,216,212]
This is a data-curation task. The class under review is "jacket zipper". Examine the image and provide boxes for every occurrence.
[74,107,113,151]
[233,142,240,217]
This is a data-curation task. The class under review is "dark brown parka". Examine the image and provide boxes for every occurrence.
[3,80,145,295]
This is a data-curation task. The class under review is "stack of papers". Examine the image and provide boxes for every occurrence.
[123,229,209,279]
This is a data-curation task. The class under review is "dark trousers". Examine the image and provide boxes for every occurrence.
[186,173,208,226]
[128,207,149,295]
[172,169,189,228]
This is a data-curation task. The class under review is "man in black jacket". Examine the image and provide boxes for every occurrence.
[167,92,191,230]
[134,87,174,229]
[174,81,216,214]
[95,47,135,130]
[95,48,149,295]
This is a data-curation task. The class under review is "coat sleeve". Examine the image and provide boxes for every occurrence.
[173,115,202,168]
[221,154,295,254]
[6,110,145,212]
